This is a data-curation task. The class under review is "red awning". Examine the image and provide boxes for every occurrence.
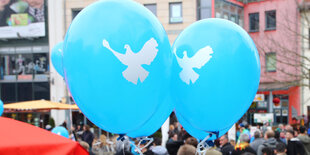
[0,117,88,155]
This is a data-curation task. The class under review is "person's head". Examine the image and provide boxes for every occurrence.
[83,125,90,131]
[285,124,293,131]
[79,141,89,151]
[254,130,261,139]
[185,137,198,147]
[45,124,52,131]
[239,133,250,143]
[299,126,307,134]
[24,0,44,9]
[230,139,236,146]
[275,143,286,154]
[169,124,175,131]
[280,131,285,138]
[278,124,284,130]
[153,137,162,146]
[264,130,275,140]
[177,144,196,155]
[262,147,274,155]
[274,131,280,139]
[172,133,178,141]
[286,130,294,140]
[0,0,10,10]
[219,135,229,146]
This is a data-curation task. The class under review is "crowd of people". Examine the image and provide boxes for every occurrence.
[47,121,310,155]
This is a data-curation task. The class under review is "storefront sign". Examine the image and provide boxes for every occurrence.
[254,94,265,101]
[254,113,274,123]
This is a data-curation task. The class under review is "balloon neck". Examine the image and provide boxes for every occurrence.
[117,134,126,141]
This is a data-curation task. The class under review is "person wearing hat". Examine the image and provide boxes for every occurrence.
[285,129,305,155]
[45,124,52,131]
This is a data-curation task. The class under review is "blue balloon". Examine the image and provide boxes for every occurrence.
[0,100,3,116]
[51,126,69,138]
[172,18,260,132]
[127,96,174,138]
[63,0,172,134]
[51,42,64,77]
[176,112,231,140]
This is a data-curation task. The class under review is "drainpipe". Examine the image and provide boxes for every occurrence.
[269,91,273,113]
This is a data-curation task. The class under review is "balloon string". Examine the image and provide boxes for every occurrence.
[195,131,218,155]
[130,136,154,155]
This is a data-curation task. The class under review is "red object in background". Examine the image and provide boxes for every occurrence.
[0,117,88,155]
[273,97,280,106]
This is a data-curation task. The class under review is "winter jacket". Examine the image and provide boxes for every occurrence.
[287,138,306,155]
[250,138,265,152]
[221,143,234,155]
[297,134,310,155]
[257,138,278,155]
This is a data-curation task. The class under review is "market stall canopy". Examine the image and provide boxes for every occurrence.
[3,100,79,110]
[0,117,87,154]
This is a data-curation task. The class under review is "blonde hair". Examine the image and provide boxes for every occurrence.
[177,144,196,155]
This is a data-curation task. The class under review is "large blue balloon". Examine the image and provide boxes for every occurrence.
[0,100,3,116]
[51,126,69,138]
[176,112,231,140]
[127,96,174,138]
[51,42,64,77]
[172,18,260,132]
[63,0,172,134]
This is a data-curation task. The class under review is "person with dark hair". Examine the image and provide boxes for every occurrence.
[286,129,305,155]
[297,126,310,155]
[220,135,234,155]
[185,137,198,147]
[82,125,94,153]
[166,133,184,155]
[146,137,168,155]
[274,131,286,145]
[250,131,265,152]
[275,143,286,155]
[257,130,278,155]
[262,147,274,155]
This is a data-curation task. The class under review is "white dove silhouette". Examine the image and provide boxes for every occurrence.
[175,46,214,84]
[102,38,158,84]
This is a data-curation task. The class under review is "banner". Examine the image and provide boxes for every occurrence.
[0,0,45,39]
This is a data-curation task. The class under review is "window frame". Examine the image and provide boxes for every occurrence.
[249,12,259,32]
[144,3,157,16]
[169,2,183,24]
[265,10,276,31]
[265,52,277,72]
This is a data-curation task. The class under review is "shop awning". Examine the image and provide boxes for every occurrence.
[0,117,87,154]
[258,81,299,92]
[3,100,79,110]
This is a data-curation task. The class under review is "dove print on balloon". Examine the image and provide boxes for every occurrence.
[176,46,213,84]
[63,0,172,134]
[172,18,260,134]
[102,38,158,84]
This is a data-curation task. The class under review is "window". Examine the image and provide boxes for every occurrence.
[144,4,157,16]
[265,10,276,30]
[72,9,83,20]
[266,53,276,72]
[33,82,50,100]
[197,0,211,20]
[1,83,16,103]
[169,2,182,23]
[249,13,259,32]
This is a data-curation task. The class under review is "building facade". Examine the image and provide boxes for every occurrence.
[0,0,67,126]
